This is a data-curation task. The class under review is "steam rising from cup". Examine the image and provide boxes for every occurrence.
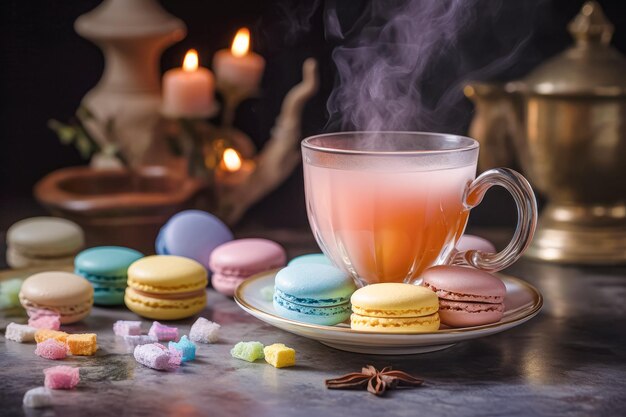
[323,0,537,133]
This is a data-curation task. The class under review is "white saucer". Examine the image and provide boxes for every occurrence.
[234,270,543,355]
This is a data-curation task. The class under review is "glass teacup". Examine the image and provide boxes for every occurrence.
[302,131,537,286]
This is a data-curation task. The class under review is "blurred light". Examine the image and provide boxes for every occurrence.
[222,148,242,172]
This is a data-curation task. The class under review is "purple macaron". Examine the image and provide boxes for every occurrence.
[209,238,287,296]
[156,210,233,269]
[421,265,506,327]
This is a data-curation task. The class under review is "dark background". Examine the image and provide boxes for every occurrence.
[0,0,624,232]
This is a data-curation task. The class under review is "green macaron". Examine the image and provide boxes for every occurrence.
[287,253,333,266]
[74,246,143,306]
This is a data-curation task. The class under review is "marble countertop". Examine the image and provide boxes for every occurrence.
[1,230,625,417]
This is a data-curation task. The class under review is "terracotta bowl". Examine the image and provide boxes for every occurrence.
[34,166,207,254]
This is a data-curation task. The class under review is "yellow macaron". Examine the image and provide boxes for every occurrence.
[350,283,440,333]
[124,255,207,320]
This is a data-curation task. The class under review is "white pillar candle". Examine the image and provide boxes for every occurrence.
[162,49,215,118]
[213,28,266,93]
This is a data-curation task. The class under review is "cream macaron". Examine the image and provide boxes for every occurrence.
[350,283,440,333]
[125,255,208,320]
[6,217,84,269]
[19,271,94,324]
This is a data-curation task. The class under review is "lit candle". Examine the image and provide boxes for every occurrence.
[213,28,266,93]
[162,49,215,118]
[222,148,243,171]
[216,147,255,186]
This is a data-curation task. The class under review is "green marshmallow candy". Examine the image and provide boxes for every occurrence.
[230,341,265,362]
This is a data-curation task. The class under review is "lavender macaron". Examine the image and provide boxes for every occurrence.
[156,210,233,269]
[209,238,287,296]
[421,265,506,327]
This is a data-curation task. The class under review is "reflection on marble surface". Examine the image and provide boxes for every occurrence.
[1,256,626,416]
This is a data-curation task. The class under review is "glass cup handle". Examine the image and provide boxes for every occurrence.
[452,168,538,272]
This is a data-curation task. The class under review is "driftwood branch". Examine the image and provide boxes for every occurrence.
[217,58,319,224]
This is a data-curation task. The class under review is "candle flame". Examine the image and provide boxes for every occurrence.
[222,148,242,172]
[183,49,199,71]
[231,28,250,57]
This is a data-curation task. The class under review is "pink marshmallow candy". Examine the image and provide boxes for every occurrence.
[113,320,142,336]
[133,343,181,370]
[44,366,80,390]
[35,339,68,360]
[148,321,178,342]
[28,311,61,330]
[168,346,183,367]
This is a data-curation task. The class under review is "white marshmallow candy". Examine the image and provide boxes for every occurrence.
[113,320,142,336]
[23,387,53,408]
[122,335,158,352]
[5,322,37,342]
[189,317,220,344]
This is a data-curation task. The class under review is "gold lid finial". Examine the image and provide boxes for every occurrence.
[568,1,614,45]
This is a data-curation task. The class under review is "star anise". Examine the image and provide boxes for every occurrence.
[325,365,424,396]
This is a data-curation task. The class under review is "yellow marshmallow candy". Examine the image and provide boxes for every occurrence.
[66,333,98,356]
[34,329,68,344]
[263,343,296,368]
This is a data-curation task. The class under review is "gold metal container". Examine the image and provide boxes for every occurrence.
[466,2,626,264]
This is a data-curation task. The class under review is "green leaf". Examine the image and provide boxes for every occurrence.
[75,131,94,159]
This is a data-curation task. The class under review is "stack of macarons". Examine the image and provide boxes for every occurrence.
[422,265,506,327]
[125,255,208,320]
[6,217,84,269]
[350,283,440,333]
[273,264,356,325]
[210,238,287,296]
[19,272,94,324]
[74,246,143,305]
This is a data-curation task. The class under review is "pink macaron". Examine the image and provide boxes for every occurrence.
[456,234,496,253]
[421,265,506,327]
[209,238,287,296]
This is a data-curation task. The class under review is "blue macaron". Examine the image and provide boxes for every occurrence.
[273,264,357,326]
[74,246,143,305]
[156,210,233,269]
[287,253,333,266]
